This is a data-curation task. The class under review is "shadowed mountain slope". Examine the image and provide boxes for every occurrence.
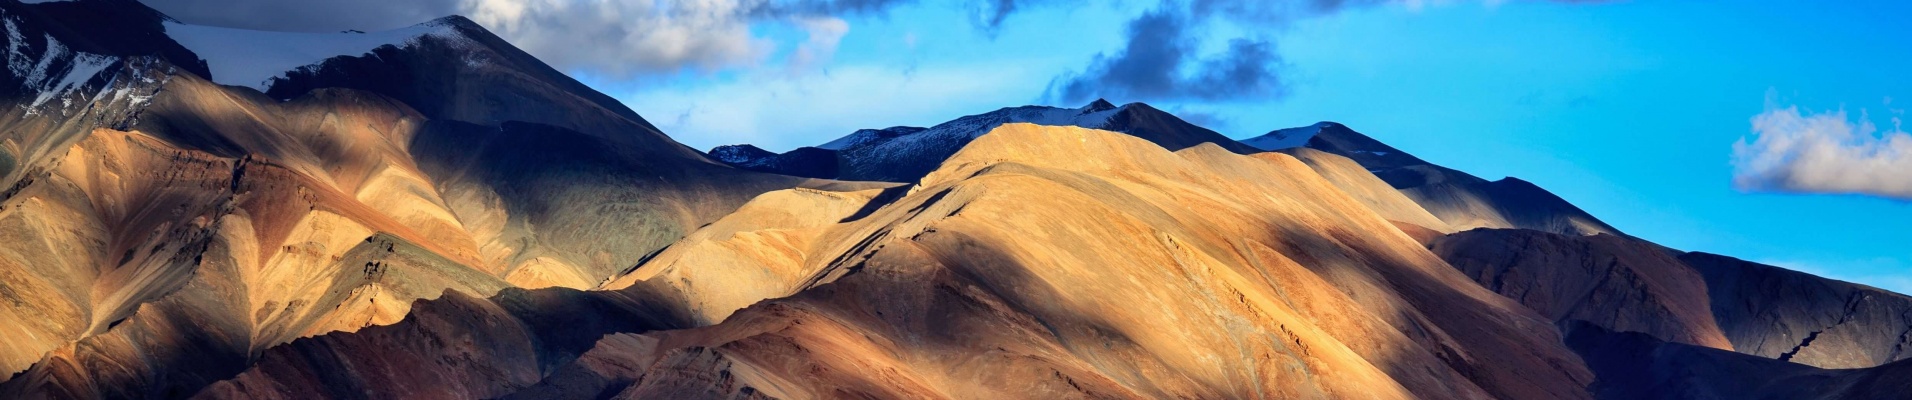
[1432,228,1912,371]
[220,124,1597,399]
[1255,122,1621,236]
[1565,321,1912,400]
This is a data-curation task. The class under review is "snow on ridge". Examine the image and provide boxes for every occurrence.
[832,102,1131,179]
[163,18,471,92]
[917,102,1124,143]
[1241,121,1330,151]
[820,102,1127,154]
[4,12,122,116]
[35,52,114,111]
[818,126,924,151]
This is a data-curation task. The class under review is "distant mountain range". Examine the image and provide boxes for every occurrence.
[1,1,1907,399]
[716,102,1617,237]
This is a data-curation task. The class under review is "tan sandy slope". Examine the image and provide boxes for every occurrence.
[539,123,1601,398]
[201,124,1600,399]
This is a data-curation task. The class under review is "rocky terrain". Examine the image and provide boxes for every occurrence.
[2,1,1910,399]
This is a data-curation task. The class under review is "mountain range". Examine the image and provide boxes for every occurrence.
[1,1,1907,399]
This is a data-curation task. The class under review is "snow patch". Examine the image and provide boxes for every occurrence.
[1241,122,1329,151]
[34,52,115,111]
[817,102,1134,179]
[163,19,468,91]
[820,102,1129,155]
[4,12,121,116]
[818,126,925,150]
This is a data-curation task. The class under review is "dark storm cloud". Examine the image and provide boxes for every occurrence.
[1046,0,1600,105]
[1044,6,1287,104]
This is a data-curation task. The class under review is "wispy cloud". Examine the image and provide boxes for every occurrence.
[1733,97,1912,200]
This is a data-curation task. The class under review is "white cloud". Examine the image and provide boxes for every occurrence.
[459,0,775,77]
[1733,103,1912,200]
[787,17,850,72]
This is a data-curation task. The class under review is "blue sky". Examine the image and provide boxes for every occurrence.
[602,0,1912,292]
[145,0,1912,292]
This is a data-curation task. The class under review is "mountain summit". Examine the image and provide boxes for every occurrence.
[715,100,1258,182]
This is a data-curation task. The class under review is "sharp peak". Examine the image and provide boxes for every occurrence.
[421,15,483,31]
[1083,98,1118,112]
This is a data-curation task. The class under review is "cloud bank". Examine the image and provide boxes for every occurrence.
[142,0,907,78]
[1734,105,1912,200]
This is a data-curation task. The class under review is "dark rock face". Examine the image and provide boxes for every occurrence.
[1431,229,1731,349]
[1305,123,1622,236]
[1562,321,1836,400]
[1433,228,1912,371]
[708,145,841,179]
[1684,252,1912,369]
[261,16,704,162]
[708,144,775,165]
[0,0,209,77]
[1564,321,1912,400]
